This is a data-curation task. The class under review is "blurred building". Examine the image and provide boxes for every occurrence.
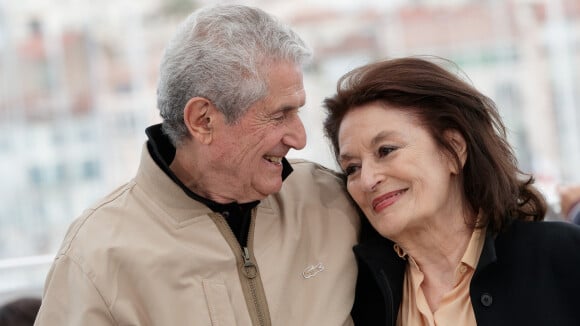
[0,0,579,302]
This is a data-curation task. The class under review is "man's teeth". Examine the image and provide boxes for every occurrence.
[264,156,282,164]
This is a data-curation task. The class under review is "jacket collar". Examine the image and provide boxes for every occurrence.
[353,221,406,326]
[135,141,212,225]
[139,124,292,225]
[475,229,498,272]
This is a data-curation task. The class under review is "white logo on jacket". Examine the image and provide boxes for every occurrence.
[302,262,325,279]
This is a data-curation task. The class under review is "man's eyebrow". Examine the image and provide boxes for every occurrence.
[279,105,297,111]
[280,100,306,110]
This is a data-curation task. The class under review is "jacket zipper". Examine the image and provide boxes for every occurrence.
[209,209,272,326]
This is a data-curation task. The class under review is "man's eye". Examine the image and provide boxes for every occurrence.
[271,112,287,122]
[378,146,396,157]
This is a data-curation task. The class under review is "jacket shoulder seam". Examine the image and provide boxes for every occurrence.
[52,253,118,324]
[61,181,136,255]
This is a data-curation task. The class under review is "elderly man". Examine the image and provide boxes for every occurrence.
[34,4,359,326]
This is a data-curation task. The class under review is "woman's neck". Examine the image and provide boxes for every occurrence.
[397,212,475,311]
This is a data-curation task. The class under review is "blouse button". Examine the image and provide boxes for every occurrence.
[480,293,493,307]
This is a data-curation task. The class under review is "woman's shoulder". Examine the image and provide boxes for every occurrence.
[509,219,580,236]
[498,219,580,253]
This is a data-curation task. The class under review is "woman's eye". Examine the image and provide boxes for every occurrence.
[344,165,360,176]
[378,146,396,157]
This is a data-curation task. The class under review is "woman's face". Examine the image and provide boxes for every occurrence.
[337,102,465,240]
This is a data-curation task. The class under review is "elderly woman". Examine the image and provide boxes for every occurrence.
[323,57,580,326]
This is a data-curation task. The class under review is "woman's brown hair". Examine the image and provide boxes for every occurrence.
[323,57,546,234]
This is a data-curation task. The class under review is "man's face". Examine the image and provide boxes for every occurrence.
[208,61,307,203]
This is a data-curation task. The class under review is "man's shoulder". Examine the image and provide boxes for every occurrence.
[272,158,359,232]
[286,158,344,185]
[56,181,139,255]
[276,158,353,209]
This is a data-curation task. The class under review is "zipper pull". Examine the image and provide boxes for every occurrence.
[242,247,257,279]
[242,247,253,267]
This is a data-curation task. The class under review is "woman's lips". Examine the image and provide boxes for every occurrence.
[372,189,407,212]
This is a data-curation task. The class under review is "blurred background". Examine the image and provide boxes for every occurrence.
[0,0,579,303]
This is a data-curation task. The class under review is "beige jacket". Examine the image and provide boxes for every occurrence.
[35,144,359,326]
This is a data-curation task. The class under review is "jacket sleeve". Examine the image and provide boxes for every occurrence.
[34,254,115,326]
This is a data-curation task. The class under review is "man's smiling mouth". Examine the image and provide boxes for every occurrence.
[264,155,283,165]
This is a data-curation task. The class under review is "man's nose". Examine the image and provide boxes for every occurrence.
[284,115,307,150]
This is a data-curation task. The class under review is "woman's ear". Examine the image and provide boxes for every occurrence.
[444,129,467,174]
[183,97,215,145]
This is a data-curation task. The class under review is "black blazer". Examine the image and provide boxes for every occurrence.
[352,219,580,326]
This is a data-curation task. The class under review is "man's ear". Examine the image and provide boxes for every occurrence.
[444,129,467,174]
[183,97,215,145]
